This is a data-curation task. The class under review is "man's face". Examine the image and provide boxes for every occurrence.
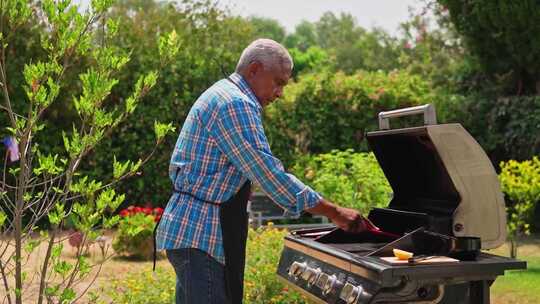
[245,62,291,107]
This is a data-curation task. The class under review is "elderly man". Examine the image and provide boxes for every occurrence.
[156,39,366,304]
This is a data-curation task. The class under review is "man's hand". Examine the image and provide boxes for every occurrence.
[306,198,367,233]
[330,206,367,233]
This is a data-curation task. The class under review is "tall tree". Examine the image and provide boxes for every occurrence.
[248,16,286,42]
[439,0,540,95]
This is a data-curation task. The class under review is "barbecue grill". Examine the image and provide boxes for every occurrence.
[276,104,527,304]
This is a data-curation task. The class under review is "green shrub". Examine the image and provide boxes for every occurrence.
[106,267,175,304]
[291,150,391,215]
[499,157,540,258]
[264,70,434,165]
[438,95,540,163]
[244,226,308,304]
[112,206,162,259]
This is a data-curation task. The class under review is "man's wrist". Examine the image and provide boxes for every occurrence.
[306,198,339,219]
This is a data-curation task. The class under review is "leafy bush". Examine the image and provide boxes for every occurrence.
[113,206,164,259]
[264,70,434,165]
[291,150,391,215]
[244,225,308,304]
[499,157,540,258]
[106,267,176,304]
[289,46,330,79]
[438,95,540,164]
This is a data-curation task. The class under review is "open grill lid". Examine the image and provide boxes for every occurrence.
[366,105,507,249]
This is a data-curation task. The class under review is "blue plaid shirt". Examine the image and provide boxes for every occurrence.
[156,73,322,264]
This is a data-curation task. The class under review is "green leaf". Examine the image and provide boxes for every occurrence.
[91,0,114,14]
[45,285,60,297]
[51,244,63,259]
[24,239,41,254]
[54,260,73,277]
[96,188,115,212]
[154,121,175,142]
[78,256,91,277]
[159,30,180,62]
[48,203,65,225]
[23,192,32,202]
[9,167,20,176]
[0,211,7,227]
[103,215,120,228]
[112,155,130,179]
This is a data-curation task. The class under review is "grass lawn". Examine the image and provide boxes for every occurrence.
[490,236,540,304]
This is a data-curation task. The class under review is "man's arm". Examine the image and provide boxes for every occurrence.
[206,98,319,214]
[206,98,366,232]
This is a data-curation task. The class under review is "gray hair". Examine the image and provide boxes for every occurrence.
[235,39,293,73]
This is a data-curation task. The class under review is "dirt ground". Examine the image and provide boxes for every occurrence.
[0,230,170,303]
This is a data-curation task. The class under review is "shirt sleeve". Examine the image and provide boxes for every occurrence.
[206,97,322,216]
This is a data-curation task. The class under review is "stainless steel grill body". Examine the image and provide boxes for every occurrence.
[276,105,527,303]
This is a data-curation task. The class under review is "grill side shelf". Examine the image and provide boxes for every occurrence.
[386,252,527,280]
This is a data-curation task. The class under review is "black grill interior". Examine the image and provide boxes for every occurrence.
[366,127,461,216]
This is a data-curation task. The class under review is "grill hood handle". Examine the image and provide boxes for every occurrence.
[378,104,437,130]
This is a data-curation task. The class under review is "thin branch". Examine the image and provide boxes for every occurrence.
[70,250,114,304]
[0,37,16,130]
[65,142,160,203]
[0,259,12,304]
[36,230,56,304]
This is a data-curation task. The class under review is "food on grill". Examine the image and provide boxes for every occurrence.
[393,248,413,260]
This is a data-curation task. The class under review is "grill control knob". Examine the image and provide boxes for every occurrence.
[322,274,339,295]
[315,273,329,289]
[301,267,321,285]
[340,283,364,304]
[288,262,307,279]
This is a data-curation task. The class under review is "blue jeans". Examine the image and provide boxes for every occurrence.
[166,248,230,304]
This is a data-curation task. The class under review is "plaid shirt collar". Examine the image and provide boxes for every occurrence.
[228,72,262,111]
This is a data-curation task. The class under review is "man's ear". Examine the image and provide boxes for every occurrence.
[247,61,263,77]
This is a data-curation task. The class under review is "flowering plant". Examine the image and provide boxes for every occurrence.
[118,206,164,222]
[113,205,164,259]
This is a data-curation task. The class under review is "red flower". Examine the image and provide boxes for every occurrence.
[153,207,164,215]
[142,207,152,215]
[154,214,162,222]
[119,209,129,217]
[134,207,142,213]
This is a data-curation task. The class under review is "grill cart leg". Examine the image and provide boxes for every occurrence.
[440,280,493,304]
[470,280,492,304]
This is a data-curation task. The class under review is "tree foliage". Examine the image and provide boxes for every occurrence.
[248,16,286,42]
[0,0,177,302]
[292,151,391,215]
[264,70,434,164]
[499,157,540,257]
[83,0,255,206]
[438,0,540,95]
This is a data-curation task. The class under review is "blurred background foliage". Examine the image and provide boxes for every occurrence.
[1,0,539,227]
